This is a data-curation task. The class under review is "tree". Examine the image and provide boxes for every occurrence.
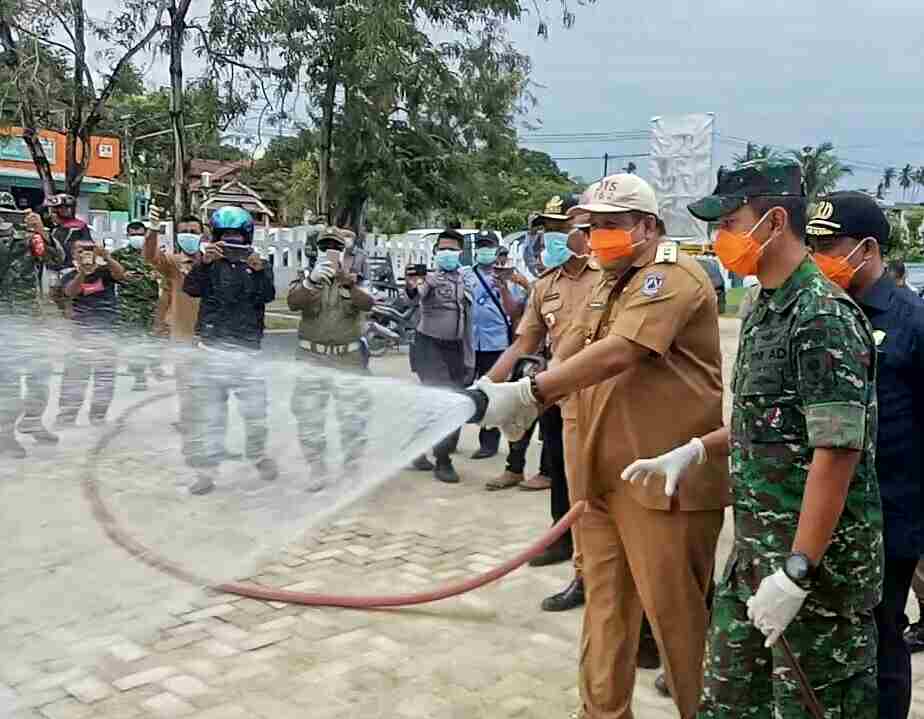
[789,143,853,202]
[913,167,924,203]
[881,166,897,195]
[623,161,637,174]
[733,142,782,167]
[0,0,168,197]
[206,0,594,237]
[900,164,914,201]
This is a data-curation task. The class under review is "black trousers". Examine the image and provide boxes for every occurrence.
[874,555,918,719]
[474,350,504,452]
[539,403,571,550]
[415,334,469,466]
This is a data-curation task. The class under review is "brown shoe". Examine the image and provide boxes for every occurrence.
[519,473,552,491]
[485,471,523,491]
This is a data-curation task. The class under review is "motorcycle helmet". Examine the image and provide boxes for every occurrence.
[209,205,255,243]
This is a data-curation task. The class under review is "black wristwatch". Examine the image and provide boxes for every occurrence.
[783,552,817,590]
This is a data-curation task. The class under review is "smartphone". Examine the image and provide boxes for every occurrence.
[326,249,342,271]
[495,266,514,278]
[78,249,95,272]
[223,242,253,263]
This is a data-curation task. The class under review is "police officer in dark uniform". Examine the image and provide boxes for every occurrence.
[407,229,473,484]
[809,191,924,719]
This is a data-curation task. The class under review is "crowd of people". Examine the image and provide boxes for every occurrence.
[2,160,924,718]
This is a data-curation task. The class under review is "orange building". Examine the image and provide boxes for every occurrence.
[0,127,120,212]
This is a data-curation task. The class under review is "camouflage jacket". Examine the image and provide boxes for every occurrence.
[111,246,160,331]
[729,258,882,616]
[0,225,64,317]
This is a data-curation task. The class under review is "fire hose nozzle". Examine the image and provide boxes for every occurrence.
[464,354,547,425]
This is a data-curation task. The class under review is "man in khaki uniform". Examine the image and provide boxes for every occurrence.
[486,198,598,611]
[288,226,374,488]
[474,174,730,719]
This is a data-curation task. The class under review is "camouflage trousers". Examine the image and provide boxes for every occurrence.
[290,348,370,490]
[0,361,51,433]
[698,575,877,718]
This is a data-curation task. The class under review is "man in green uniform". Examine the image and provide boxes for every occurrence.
[0,192,65,456]
[112,220,160,391]
[623,160,882,717]
[288,226,374,488]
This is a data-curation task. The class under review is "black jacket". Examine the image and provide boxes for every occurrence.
[858,273,924,558]
[184,258,275,350]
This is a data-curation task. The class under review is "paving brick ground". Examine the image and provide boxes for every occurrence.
[4,319,924,718]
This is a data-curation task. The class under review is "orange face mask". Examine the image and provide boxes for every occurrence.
[590,224,643,266]
[713,211,775,277]
[813,241,867,290]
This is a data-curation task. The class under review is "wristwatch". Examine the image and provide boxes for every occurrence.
[529,374,545,406]
[783,552,817,590]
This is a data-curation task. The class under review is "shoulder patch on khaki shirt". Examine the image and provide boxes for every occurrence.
[654,241,679,264]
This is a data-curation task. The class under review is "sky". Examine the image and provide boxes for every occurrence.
[82,0,924,198]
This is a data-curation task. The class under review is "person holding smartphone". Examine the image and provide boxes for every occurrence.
[182,206,277,495]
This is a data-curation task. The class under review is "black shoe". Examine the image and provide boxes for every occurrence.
[637,631,661,670]
[256,458,278,482]
[541,577,585,612]
[18,421,59,445]
[470,447,498,460]
[189,474,216,495]
[529,541,573,567]
[905,622,924,654]
[433,464,460,484]
[410,455,434,471]
[654,673,670,697]
[0,435,26,459]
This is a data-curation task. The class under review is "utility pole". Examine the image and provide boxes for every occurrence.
[121,116,135,220]
[603,152,609,176]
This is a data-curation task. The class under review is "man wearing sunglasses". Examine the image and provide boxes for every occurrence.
[808,191,924,719]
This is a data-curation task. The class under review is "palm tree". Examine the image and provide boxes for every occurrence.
[876,182,885,200]
[733,142,782,167]
[899,164,914,201]
[882,167,897,194]
[789,143,853,201]
[913,167,924,202]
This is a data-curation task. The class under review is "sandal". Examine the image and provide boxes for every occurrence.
[519,473,552,491]
[485,471,524,491]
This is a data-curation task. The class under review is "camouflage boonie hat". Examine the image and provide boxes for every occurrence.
[688,159,804,222]
[317,226,354,247]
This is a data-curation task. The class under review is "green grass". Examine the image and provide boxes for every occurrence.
[265,314,300,331]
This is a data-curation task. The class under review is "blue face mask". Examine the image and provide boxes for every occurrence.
[475,247,498,266]
[176,233,201,255]
[435,249,462,272]
[540,232,573,270]
[127,236,145,251]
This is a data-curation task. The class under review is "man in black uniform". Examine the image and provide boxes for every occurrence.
[809,191,924,719]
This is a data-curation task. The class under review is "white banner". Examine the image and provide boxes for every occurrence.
[649,113,715,242]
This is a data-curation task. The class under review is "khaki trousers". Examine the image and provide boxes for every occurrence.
[579,490,723,719]
[563,416,584,576]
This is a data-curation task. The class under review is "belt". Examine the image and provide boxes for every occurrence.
[299,340,362,356]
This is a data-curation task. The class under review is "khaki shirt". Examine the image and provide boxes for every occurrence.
[287,278,371,347]
[562,241,731,512]
[151,251,200,342]
[517,256,600,420]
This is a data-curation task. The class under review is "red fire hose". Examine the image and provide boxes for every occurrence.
[84,392,586,609]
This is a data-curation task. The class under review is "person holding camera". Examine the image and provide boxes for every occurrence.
[181,206,277,495]
[288,226,374,489]
[57,238,127,427]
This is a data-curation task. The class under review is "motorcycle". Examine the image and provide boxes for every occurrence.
[364,301,417,357]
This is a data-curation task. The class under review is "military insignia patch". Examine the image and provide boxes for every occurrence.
[642,272,664,297]
[873,330,886,346]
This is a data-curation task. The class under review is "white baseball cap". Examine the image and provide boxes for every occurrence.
[573,173,660,217]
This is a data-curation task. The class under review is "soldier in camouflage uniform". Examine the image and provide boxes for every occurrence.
[0,192,66,457]
[112,221,161,391]
[288,226,374,488]
[625,161,882,718]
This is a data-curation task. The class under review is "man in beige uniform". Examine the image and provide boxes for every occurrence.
[475,174,730,719]
[487,200,598,611]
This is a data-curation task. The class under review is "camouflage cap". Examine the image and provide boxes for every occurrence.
[317,226,354,246]
[688,159,804,222]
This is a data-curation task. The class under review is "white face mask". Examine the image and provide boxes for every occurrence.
[128,236,145,251]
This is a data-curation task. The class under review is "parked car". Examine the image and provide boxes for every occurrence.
[904,262,924,297]
[695,255,727,314]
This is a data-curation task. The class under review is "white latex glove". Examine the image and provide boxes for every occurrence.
[746,568,808,647]
[621,438,706,497]
[309,259,336,285]
[472,376,538,437]
[147,204,161,231]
